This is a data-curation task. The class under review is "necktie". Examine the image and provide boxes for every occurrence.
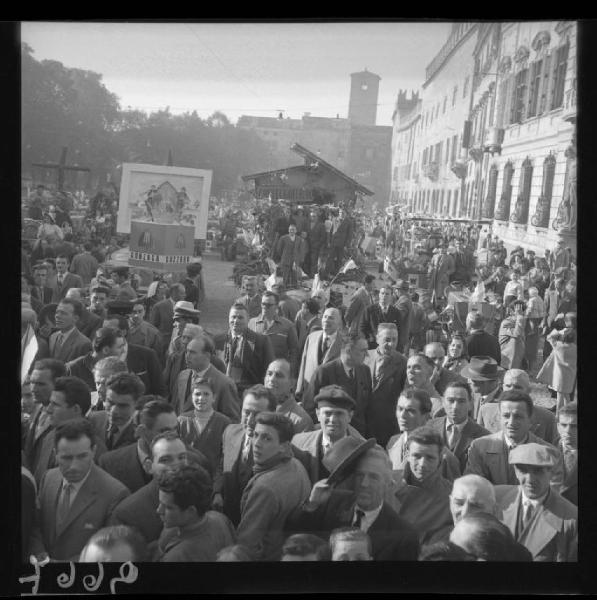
[58,274,64,286]
[54,332,64,355]
[522,500,534,529]
[353,508,365,529]
[348,368,354,380]
[107,423,118,449]
[231,336,239,358]
[36,410,50,437]
[447,422,458,450]
[322,439,332,455]
[242,435,252,462]
[564,449,577,476]
[322,336,330,356]
[56,482,74,528]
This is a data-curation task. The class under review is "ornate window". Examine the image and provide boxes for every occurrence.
[510,157,533,225]
[527,58,544,118]
[495,160,514,221]
[482,164,499,218]
[511,66,530,124]
[550,40,570,109]
[531,154,556,228]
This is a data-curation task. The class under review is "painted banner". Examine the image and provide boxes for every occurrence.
[117,163,212,239]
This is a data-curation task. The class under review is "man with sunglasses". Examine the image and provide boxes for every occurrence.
[248,291,300,378]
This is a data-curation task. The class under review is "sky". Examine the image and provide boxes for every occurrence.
[21,21,453,126]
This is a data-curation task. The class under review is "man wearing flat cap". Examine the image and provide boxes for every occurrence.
[287,436,419,560]
[291,385,364,484]
[465,391,564,490]
[494,443,577,561]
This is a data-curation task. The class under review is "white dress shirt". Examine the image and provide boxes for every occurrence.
[353,503,384,532]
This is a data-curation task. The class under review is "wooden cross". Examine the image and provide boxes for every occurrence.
[32,146,90,191]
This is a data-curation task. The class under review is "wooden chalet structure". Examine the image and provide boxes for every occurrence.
[242,143,374,205]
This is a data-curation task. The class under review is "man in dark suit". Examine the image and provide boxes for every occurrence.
[234,276,262,320]
[223,303,274,397]
[303,334,371,435]
[213,385,277,526]
[306,209,327,276]
[327,207,354,275]
[49,299,92,363]
[428,381,490,472]
[288,437,419,561]
[88,372,145,452]
[28,419,130,562]
[556,402,577,505]
[465,311,502,365]
[65,288,103,340]
[393,280,413,354]
[171,336,240,420]
[31,262,54,305]
[345,275,375,337]
[108,431,191,544]
[363,323,407,446]
[103,315,166,397]
[361,287,402,350]
[149,283,185,354]
[24,359,67,473]
[51,255,83,302]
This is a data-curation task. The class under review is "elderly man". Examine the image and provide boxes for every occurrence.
[428,381,490,472]
[296,307,343,397]
[292,386,364,484]
[360,287,401,350]
[405,353,443,416]
[288,437,419,560]
[302,334,371,434]
[172,335,240,421]
[465,391,564,489]
[465,312,501,365]
[90,357,128,413]
[223,303,274,397]
[265,359,313,434]
[390,426,453,543]
[424,342,466,397]
[234,276,262,320]
[236,412,311,560]
[249,291,299,377]
[363,323,407,446]
[557,402,577,505]
[345,274,375,337]
[494,443,577,561]
[460,356,504,421]
[387,389,461,482]
[477,369,559,445]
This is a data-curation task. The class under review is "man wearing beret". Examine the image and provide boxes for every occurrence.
[291,385,364,484]
[288,437,419,561]
[465,391,564,490]
[494,443,577,561]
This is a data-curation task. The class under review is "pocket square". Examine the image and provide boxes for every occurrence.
[84,523,96,530]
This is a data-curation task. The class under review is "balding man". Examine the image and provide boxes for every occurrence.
[477,369,559,445]
[296,307,343,397]
[65,288,103,340]
[424,342,466,398]
[426,474,497,544]
[265,359,313,434]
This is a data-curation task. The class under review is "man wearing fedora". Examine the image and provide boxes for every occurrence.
[477,369,559,445]
[291,386,364,484]
[363,323,407,447]
[288,437,419,561]
[465,312,501,365]
[389,426,453,544]
[428,381,490,473]
[465,391,564,489]
[393,280,413,354]
[167,301,201,358]
[460,356,504,421]
[224,303,274,397]
[494,443,577,561]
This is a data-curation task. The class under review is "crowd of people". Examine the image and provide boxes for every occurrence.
[20,189,577,565]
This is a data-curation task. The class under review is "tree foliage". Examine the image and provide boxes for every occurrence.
[21,43,272,195]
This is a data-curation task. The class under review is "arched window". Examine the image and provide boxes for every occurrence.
[495,160,514,220]
[482,164,499,218]
[531,153,556,228]
[511,157,533,224]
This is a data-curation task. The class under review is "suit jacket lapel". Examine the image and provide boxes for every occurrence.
[56,472,98,538]
[59,330,76,361]
[376,354,399,390]
[453,420,473,457]
[501,489,520,537]
[520,500,560,557]
[177,370,191,413]
[226,427,244,472]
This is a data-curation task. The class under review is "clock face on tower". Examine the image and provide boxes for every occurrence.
[361,83,368,91]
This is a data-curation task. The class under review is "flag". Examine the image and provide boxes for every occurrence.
[340,259,358,274]
[21,324,38,384]
[383,255,399,281]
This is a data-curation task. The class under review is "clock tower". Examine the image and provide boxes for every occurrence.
[348,69,381,126]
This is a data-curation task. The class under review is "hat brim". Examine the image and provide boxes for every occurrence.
[324,438,376,487]
[174,310,201,317]
[460,364,505,380]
